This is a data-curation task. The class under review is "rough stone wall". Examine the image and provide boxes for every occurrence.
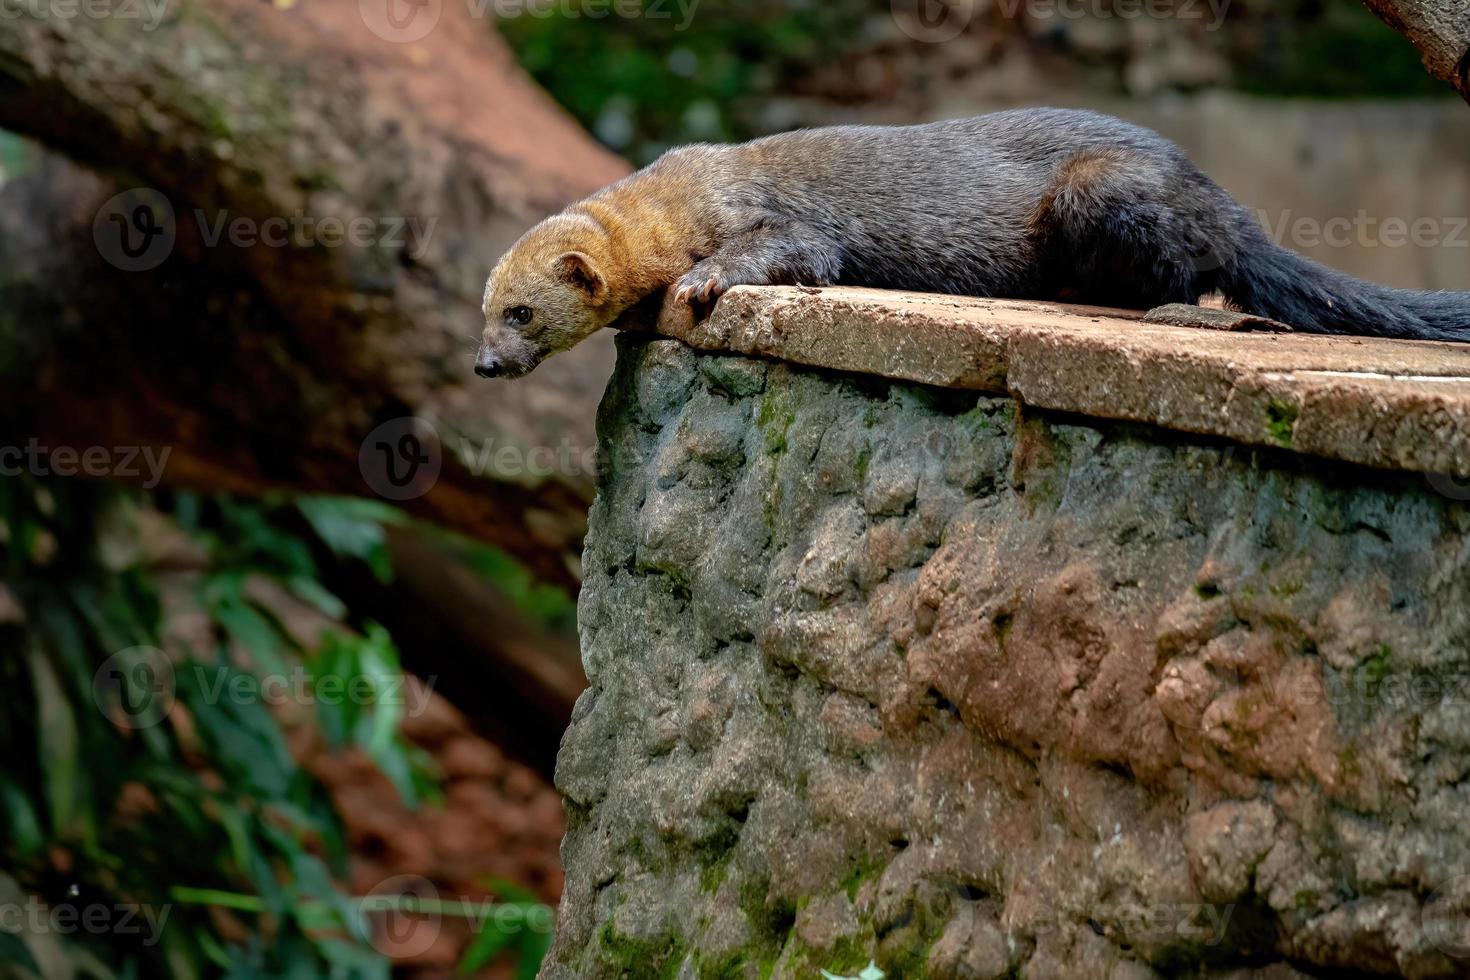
[546,334,1470,979]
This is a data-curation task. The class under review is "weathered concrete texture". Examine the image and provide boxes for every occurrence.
[646,286,1470,481]
[548,334,1470,979]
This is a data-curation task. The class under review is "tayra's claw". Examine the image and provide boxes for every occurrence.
[675,273,725,306]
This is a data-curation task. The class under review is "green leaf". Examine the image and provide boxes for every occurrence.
[209,598,290,678]
[176,660,295,799]
[214,802,255,879]
[484,879,539,905]
[296,497,402,584]
[314,938,389,980]
[451,540,576,633]
[148,923,203,980]
[35,597,93,695]
[462,886,555,979]
[311,634,362,749]
[514,928,552,980]
[357,626,403,758]
[0,931,40,976]
[284,576,347,621]
[26,639,80,838]
[0,776,44,857]
[216,498,317,579]
[66,944,126,980]
[364,738,418,809]
[457,918,519,974]
[172,491,202,531]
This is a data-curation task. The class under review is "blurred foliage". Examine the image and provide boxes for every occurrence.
[499,0,1451,165]
[456,880,552,980]
[498,0,872,162]
[1225,0,1446,98]
[437,533,577,635]
[0,479,551,979]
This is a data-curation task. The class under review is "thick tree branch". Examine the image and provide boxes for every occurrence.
[1362,0,1470,104]
[0,0,630,588]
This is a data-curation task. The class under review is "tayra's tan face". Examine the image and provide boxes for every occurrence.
[477,220,610,379]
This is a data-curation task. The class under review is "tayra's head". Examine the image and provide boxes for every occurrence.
[476,214,616,379]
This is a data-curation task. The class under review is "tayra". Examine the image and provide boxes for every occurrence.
[475,107,1469,378]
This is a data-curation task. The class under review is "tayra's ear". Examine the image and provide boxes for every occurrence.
[553,251,607,300]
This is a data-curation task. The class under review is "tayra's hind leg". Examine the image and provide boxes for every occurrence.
[675,218,841,304]
[1030,149,1223,310]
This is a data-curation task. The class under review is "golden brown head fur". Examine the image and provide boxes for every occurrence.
[477,212,622,378]
[478,148,725,378]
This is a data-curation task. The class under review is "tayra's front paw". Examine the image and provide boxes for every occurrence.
[674,266,729,305]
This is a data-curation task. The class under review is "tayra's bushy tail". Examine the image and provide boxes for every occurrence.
[1219,236,1470,342]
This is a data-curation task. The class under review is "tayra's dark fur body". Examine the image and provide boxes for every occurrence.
[478,108,1467,377]
[671,108,1468,340]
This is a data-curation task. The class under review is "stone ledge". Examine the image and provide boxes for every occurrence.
[636,285,1470,479]
[550,335,1470,979]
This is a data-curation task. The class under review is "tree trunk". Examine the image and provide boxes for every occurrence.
[1362,0,1470,104]
[0,0,630,588]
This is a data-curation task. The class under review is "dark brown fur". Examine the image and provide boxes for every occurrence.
[477,108,1468,378]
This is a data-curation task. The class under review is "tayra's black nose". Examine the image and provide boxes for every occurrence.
[474,350,502,378]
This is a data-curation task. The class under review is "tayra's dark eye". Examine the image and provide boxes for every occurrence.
[504,306,533,327]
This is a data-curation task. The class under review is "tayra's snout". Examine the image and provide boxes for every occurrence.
[474,347,503,379]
